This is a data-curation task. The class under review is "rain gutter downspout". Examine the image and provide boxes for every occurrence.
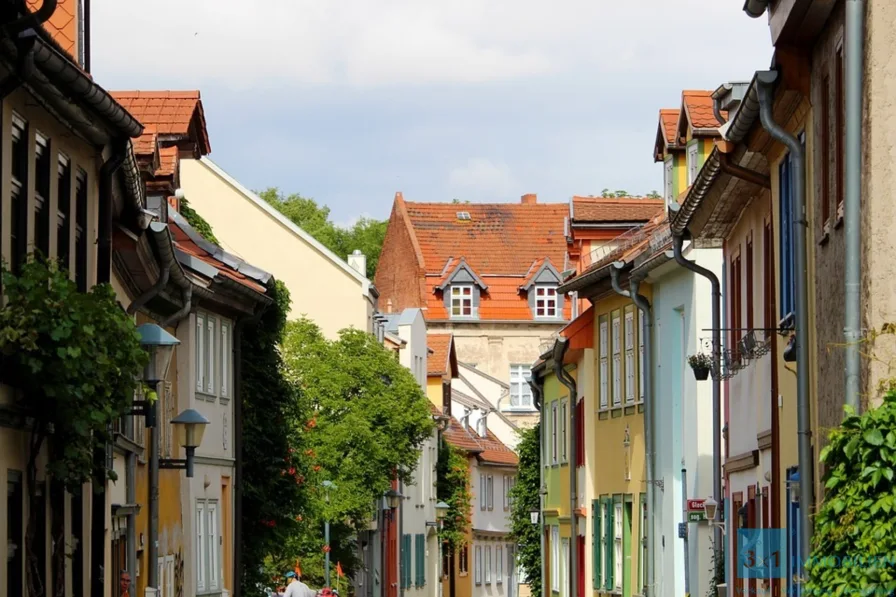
[552,338,577,597]
[126,265,169,315]
[528,376,546,597]
[671,234,723,556]
[610,265,655,597]
[844,0,865,413]
[756,70,814,551]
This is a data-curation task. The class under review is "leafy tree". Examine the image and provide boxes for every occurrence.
[280,318,435,578]
[646,190,662,199]
[240,280,308,595]
[180,197,220,245]
[509,423,542,597]
[257,188,387,278]
[436,438,473,549]
[805,392,896,595]
[0,259,147,597]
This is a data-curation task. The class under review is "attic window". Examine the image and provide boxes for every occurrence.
[535,285,558,318]
[450,285,475,318]
[456,211,471,220]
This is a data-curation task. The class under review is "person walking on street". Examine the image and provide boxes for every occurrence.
[284,571,316,597]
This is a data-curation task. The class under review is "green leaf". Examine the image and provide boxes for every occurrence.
[865,429,885,446]
[845,436,861,459]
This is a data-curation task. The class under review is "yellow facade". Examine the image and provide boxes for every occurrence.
[589,292,649,597]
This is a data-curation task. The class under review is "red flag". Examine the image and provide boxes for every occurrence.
[294,559,302,577]
[336,562,344,578]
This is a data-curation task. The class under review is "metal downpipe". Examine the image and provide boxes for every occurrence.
[672,235,723,556]
[756,69,814,551]
[844,0,865,413]
[552,338,577,597]
[528,377,546,597]
[629,277,656,597]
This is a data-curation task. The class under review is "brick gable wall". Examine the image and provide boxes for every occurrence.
[375,199,426,312]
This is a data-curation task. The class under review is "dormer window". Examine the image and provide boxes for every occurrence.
[687,142,699,185]
[535,285,558,318]
[450,285,474,317]
[664,157,674,204]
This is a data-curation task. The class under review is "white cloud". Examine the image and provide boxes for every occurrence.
[90,0,771,89]
[448,158,517,197]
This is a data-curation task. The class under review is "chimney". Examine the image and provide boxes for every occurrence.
[347,249,367,277]
[386,298,393,314]
[521,193,537,205]
[461,407,472,432]
[477,410,488,437]
[26,0,87,69]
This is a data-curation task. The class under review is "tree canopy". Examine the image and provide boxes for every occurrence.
[257,188,387,278]
[509,423,542,597]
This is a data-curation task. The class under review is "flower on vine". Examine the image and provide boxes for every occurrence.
[313,465,321,472]
[288,467,296,475]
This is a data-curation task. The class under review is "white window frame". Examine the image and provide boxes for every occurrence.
[485,545,492,584]
[206,316,216,395]
[480,474,486,510]
[496,545,503,584]
[614,502,623,591]
[625,310,635,404]
[638,310,645,403]
[207,501,220,591]
[220,321,231,400]
[487,475,494,510]
[560,538,570,597]
[158,558,165,597]
[599,317,609,409]
[551,527,560,592]
[503,475,509,510]
[450,284,474,318]
[560,399,568,463]
[196,501,207,592]
[165,555,174,597]
[664,156,674,203]
[687,142,699,186]
[196,313,206,392]
[612,312,622,407]
[551,402,558,465]
[509,365,533,409]
[534,285,558,318]
[475,545,483,585]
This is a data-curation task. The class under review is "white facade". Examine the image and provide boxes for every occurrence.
[176,309,236,597]
[470,456,517,597]
[382,309,441,597]
[453,364,520,450]
[645,246,721,597]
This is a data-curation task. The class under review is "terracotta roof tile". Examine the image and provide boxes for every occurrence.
[28,0,76,57]
[157,146,179,177]
[443,417,483,454]
[111,90,211,154]
[660,109,679,145]
[478,431,519,466]
[442,418,518,465]
[425,276,572,321]
[682,90,725,131]
[132,125,159,156]
[170,221,266,294]
[427,333,454,376]
[520,258,547,288]
[404,200,568,275]
[571,197,665,223]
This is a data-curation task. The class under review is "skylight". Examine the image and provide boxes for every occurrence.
[456,211,471,220]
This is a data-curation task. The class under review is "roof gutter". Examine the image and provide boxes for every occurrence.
[552,337,577,597]
[671,234,723,559]
[756,69,814,553]
[149,222,194,327]
[4,0,56,36]
[743,0,769,18]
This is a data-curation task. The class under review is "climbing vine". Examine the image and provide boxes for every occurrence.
[436,438,472,550]
[179,197,220,245]
[805,390,896,595]
[239,280,308,596]
[509,423,542,597]
[0,259,147,597]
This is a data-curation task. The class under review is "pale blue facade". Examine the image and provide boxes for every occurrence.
[642,247,722,597]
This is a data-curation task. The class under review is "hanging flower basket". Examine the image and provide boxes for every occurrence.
[687,353,712,381]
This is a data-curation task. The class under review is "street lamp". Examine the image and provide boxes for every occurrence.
[529,509,540,525]
[385,488,402,510]
[159,409,210,478]
[436,501,450,597]
[703,497,726,534]
[136,324,179,428]
[322,481,337,588]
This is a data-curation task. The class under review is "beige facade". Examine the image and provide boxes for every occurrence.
[179,157,376,338]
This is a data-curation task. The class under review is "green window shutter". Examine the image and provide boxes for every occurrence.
[417,534,426,587]
[402,534,410,589]
[400,535,406,589]
[605,499,614,591]
[592,500,600,589]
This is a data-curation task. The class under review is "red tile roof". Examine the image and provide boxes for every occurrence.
[560,306,594,352]
[660,109,680,145]
[157,146,179,177]
[442,418,518,466]
[571,197,665,223]
[681,90,725,131]
[170,221,267,294]
[425,276,572,321]
[427,333,456,377]
[28,0,76,57]
[111,91,211,154]
[133,124,159,157]
[521,258,548,288]
[403,199,568,275]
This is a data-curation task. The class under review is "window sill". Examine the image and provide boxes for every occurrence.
[196,391,218,401]
[503,406,538,413]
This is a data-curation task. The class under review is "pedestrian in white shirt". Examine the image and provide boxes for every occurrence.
[283,572,316,597]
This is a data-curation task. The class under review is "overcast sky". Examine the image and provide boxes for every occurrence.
[92,1,773,225]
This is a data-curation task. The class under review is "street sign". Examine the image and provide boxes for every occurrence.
[678,522,688,539]
[687,498,706,522]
